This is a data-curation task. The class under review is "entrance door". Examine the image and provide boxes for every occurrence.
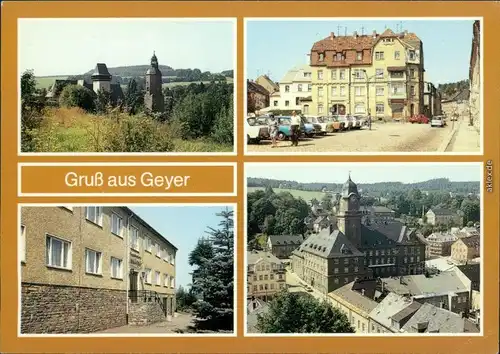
[392,106,403,119]
[331,104,346,115]
[163,297,168,316]
[129,271,138,302]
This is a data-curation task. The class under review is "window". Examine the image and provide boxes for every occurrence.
[85,249,102,275]
[318,104,324,114]
[344,277,349,284]
[355,86,365,96]
[411,86,416,96]
[354,266,359,272]
[303,105,309,114]
[334,267,339,274]
[154,271,161,286]
[340,86,346,96]
[353,70,364,79]
[339,70,345,80]
[164,274,169,287]
[404,257,408,264]
[285,100,290,107]
[20,225,26,263]
[111,213,123,237]
[344,267,349,273]
[409,50,416,60]
[130,226,139,250]
[331,70,337,80]
[334,258,339,265]
[376,87,384,96]
[253,285,257,292]
[111,257,123,279]
[356,52,363,61]
[285,85,290,92]
[317,70,323,80]
[273,100,278,106]
[298,84,303,92]
[46,235,71,269]
[271,283,275,290]
[304,72,312,78]
[319,53,324,61]
[410,69,415,78]
[86,206,103,226]
[295,97,300,106]
[334,278,339,284]
[375,51,384,60]
[394,51,400,60]
[355,103,365,113]
[336,53,343,61]
[156,244,162,258]
[318,87,324,98]
[144,268,152,283]
[259,275,263,280]
[375,69,384,78]
[307,84,312,92]
[170,276,175,288]
[331,86,337,96]
[145,237,152,253]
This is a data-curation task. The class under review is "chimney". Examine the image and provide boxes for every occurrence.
[353,31,358,37]
[330,32,335,40]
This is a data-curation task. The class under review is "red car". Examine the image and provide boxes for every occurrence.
[409,114,430,124]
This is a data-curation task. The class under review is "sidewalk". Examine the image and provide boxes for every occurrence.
[445,118,481,152]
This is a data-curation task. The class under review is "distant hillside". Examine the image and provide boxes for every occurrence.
[83,65,173,77]
[247,177,480,196]
[438,79,469,100]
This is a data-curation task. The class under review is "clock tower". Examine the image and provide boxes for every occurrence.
[337,174,362,247]
[144,52,165,113]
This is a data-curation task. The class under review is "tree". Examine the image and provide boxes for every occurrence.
[124,79,143,115]
[460,199,480,225]
[20,69,46,152]
[59,84,95,111]
[211,96,234,145]
[256,290,354,333]
[176,286,197,311]
[95,89,112,114]
[190,208,234,331]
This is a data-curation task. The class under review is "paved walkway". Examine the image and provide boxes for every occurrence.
[98,312,195,333]
[446,117,481,153]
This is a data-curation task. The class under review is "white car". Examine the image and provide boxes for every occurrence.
[304,116,328,135]
[246,117,270,144]
[430,116,446,127]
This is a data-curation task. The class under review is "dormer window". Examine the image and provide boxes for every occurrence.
[336,53,343,61]
[409,50,416,60]
[319,53,325,61]
[356,52,363,61]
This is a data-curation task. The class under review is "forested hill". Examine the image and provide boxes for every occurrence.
[247,177,480,195]
[82,66,234,79]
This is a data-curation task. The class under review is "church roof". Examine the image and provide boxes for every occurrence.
[91,63,112,80]
[296,228,364,258]
[361,221,419,246]
[341,175,359,198]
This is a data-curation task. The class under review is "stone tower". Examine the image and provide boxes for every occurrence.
[91,63,112,93]
[337,174,362,247]
[144,52,165,113]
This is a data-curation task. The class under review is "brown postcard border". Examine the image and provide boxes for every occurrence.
[2,1,499,353]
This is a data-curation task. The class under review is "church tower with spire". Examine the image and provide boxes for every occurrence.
[144,52,165,113]
[337,173,362,247]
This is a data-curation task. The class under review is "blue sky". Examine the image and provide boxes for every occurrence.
[246,163,481,184]
[130,205,234,289]
[246,19,476,85]
[18,19,234,76]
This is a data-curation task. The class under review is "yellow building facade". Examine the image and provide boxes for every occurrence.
[309,29,424,120]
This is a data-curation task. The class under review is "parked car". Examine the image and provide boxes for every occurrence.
[351,115,367,129]
[246,117,270,144]
[430,115,446,127]
[304,116,328,135]
[337,115,353,130]
[276,116,305,141]
[323,116,345,132]
[300,116,320,137]
[409,114,430,124]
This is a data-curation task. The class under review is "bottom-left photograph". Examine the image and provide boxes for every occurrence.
[18,204,235,335]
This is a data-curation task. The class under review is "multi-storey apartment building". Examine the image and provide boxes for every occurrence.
[20,206,177,333]
[425,232,458,258]
[268,64,313,113]
[308,29,425,120]
[247,250,286,300]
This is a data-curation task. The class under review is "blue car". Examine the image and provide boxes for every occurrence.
[276,116,305,141]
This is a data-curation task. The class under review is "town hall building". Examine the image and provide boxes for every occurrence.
[291,175,427,294]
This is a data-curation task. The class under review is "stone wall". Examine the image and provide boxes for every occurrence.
[21,283,126,333]
[128,301,166,326]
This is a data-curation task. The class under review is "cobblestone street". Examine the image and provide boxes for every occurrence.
[247,121,454,153]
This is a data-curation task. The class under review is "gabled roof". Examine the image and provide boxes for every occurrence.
[456,235,480,250]
[279,64,312,84]
[428,208,456,216]
[268,234,304,246]
[296,228,364,258]
[330,281,379,314]
[369,293,419,330]
[247,80,270,96]
[382,271,469,297]
[247,250,281,265]
[361,221,419,246]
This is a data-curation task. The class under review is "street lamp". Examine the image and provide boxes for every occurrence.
[352,69,375,128]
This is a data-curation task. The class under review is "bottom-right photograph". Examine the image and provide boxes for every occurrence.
[245,162,482,335]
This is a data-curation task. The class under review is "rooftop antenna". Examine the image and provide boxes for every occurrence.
[396,23,399,32]
[361,26,365,35]
[344,26,347,36]
[400,21,404,32]
[337,25,341,35]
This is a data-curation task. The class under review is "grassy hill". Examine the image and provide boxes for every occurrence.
[247,187,327,202]
[83,65,173,77]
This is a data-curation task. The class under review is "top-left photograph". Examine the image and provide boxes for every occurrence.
[18,18,236,154]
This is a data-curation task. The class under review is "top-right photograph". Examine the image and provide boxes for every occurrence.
[245,18,482,154]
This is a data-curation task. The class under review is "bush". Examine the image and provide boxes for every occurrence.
[59,84,95,112]
[103,113,174,152]
[210,97,234,145]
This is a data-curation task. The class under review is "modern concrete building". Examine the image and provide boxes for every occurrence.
[20,206,177,333]
[308,28,427,119]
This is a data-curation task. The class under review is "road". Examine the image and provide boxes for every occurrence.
[286,268,330,303]
[247,122,452,153]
